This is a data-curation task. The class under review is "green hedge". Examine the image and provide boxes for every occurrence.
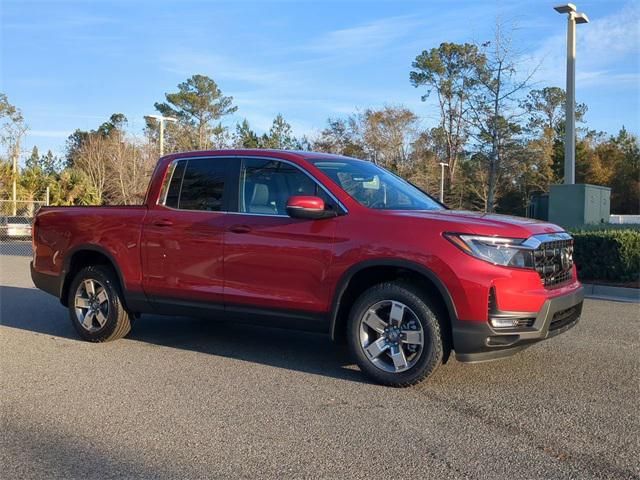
[569,227,640,283]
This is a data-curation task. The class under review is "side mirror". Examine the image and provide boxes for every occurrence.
[286,196,334,220]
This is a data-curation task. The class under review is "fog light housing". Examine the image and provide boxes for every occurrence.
[490,317,520,328]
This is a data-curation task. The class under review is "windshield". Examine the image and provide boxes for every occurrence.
[311,158,444,211]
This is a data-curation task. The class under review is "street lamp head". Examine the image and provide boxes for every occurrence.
[439,162,449,167]
[144,114,178,123]
[554,3,576,14]
[574,12,589,24]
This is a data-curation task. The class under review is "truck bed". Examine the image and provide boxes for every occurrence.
[33,206,148,292]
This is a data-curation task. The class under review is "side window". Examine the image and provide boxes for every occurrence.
[163,158,227,211]
[164,161,186,208]
[179,159,227,211]
[239,158,331,215]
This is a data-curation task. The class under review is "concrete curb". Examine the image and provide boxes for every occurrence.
[583,284,640,303]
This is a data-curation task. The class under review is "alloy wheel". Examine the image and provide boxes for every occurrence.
[74,278,110,332]
[358,300,425,373]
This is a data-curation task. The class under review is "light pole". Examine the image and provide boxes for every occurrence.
[144,115,177,156]
[438,162,448,203]
[11,140,21,216]
[554,3,589,185]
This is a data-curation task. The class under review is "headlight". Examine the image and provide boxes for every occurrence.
[444,233,535,269]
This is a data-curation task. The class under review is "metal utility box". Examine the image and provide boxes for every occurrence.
[548,184,611,228]
[528,193,549,221]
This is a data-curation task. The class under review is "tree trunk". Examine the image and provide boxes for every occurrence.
[486,141,498,212]
[198,115,206,150]
[486,64,502,213]
[11,141,20,216]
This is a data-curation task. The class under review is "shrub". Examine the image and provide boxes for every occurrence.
[569,227,640,283]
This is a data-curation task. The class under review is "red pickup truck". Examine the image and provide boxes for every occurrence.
[31,150,583,386]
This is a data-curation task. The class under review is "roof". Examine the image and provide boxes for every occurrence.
[160,149,357,163]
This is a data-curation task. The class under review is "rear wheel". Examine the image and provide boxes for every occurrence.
[347,282,444,387]
[68,265,131,342]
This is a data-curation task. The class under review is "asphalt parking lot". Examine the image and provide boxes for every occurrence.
[1,252,638,479]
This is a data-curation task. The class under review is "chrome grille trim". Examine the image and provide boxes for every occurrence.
[526,233,574,288]
[521,231,572,249]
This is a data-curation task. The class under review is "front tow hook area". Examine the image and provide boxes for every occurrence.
[485,335,521,347]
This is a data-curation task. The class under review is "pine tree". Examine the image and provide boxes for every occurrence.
[235,119,261,148]
[26,146,40,170]
[154,75,237,151]
[40,150,59,175]
[264,114,298,150]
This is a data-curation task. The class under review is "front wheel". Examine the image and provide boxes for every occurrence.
[68,265,132,342]
[347,282,444,387]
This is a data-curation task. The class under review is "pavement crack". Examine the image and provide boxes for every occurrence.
[416,388,638,479]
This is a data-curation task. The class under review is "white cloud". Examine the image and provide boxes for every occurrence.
[531,1,640,88]
[576,70,639,87]
[305,15,424,54]
[157,7,635,140]
[157,16,425,92]
[159,51,296,91]
[28,130,72,138]
[3,12,114,31]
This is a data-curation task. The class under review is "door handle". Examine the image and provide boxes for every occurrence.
[153,219,174,227]
[228,224,252,234]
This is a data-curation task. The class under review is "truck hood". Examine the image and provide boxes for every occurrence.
[391,209,564,238]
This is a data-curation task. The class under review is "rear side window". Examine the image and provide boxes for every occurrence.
[164,158,228,211]
[164,161,186,208]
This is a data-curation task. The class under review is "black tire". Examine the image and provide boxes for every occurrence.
[67,265,131,342]
[347,281,444,387]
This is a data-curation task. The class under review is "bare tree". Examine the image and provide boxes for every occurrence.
[0,159,14,199]
[405,130,440,194]
[467,22,537,212]
[465,156,494,212]
[0,93,28,213]
[313,117,365,157]
[410,43,483,191]
[73,134,110,204]
[105,135,155,205]
[359,106,420,170]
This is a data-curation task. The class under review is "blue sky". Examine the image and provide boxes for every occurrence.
[1,0,638,159]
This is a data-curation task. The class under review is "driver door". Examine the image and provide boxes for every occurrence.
[223,157,339,324]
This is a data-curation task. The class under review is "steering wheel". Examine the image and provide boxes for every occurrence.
[367,197,386,209]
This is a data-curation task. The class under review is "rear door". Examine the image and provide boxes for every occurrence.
[223,157,340,320]
[141,157,232,309]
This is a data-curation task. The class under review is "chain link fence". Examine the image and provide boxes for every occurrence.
[0,200,46,257]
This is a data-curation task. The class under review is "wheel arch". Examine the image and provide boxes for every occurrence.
[60,245,126,307]
[329,259,458,348]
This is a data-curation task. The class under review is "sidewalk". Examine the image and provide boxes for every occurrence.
[583,284,640,303]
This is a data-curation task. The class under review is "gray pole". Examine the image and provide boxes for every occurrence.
[12,142,19,216]
[159,119,165,157]
[554,4,588,186]
[564,13,576,185]
[439,162,447,203]
[145,115,176,157]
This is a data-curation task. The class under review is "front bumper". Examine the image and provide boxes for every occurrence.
[453,286,584,363]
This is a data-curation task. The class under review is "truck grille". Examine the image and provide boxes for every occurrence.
[532,236,574,288]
